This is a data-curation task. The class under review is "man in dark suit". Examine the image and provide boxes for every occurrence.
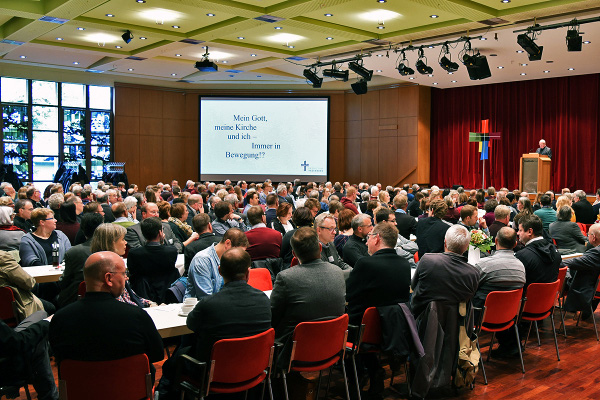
[393,194,417,240]
[127,217,180,304]
[49,251,164,374]
[13,199,35,233]
[415,199,451,258]
[125,202,183,253]
[572,190,596,224]
[98,191,116,223]
[488,204,511,240]
[184,214,221,273]
[316,213,352,279]
[265,193,279,226]
[346,222,411,398]
[245,206,282,261]
[270,227,346,341]
[593,189,600,220]
[342,214,373,267]
[536,139,552,159]
[185,194,203,226]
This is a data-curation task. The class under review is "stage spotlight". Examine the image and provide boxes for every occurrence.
[439,56,459,73]
[303,68,323,88]
[517,33,543,61]
[415,59,433,75]
[462,53,491,80]
[397,62,414,76]
[351,79,368,95]
[566,29,582,51]
[348,61,373,81]
[322,68,349,81]
[121,30,134,44]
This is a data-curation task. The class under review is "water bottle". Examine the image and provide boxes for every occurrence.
[52,242,60,268]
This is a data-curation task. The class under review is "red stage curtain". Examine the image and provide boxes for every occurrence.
[431,74,600,193]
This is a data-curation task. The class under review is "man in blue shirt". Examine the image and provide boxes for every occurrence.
[185,228,249,298]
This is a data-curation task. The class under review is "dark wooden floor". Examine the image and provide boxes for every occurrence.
[16,310,600,399]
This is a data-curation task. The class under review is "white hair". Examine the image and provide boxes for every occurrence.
[445,225,470,254]
[123,196,137,210]
[0,206,13,225]
[574,190,587,200]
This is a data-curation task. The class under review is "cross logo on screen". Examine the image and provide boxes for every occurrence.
[301,161,309,171]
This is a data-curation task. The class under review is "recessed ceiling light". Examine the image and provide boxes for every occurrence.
[288,45,295,48]
[497,66,504,69]
[325,13,333,17]
[584,41,591,44]
[568,67,575,70]
[257,75,262,77]
[202,46,207,49]
[480,37,487,40]
[172,25,180,29]
[250,54,257,57]
[516,50,524,53]
[376,69,382,72]
[546,60,554,63]
[433,82,438,85]
[377,0,387,3]
[115,45,122,49]
[140,37,147,40]
[501,0,511,3]
[106,14,114,17]
[222,60,228,63]
[520,73,526,75]
[428,45,433,49]
[128,68,133,71]
[377,26,385,29]
[19,55,26,59]
[428,74,433,77]
[521,63,527,66]
[56,37,64,41]
[237,36,245,39]
[171,73,177,76]
[430,15,439,18]
[326,37,333,40]
[451,80,457,83]
[136,0,146,3]
[206,13,215,17]
[543,70,550,73]
[77,27,85,31]
[274,26,282,30]
[448,72,453,75]
[409,77,415,79]
[490,53,498,56]
[175,54,181,57]
[73,61,79,65]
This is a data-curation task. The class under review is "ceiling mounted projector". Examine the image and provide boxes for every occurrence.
[195,60,218,72]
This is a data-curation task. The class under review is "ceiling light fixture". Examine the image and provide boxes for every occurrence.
[517,31,543,61]
[175,54,181,57]
[520,73,526,75]
[326,37,334,40]
[415,47,433,75]
[172,25,180,29]
[106,14,114,17]
[501,0,511,3]
[139,36,147,40]
[206,13,215,17]
[376,69,382,72]
[303,68,322,88]
[73,61,79,65]
[430,15,439,18]
[324,13,333,17]
[56,37,64,41]
[348,60,373,81]
[566,20,582,51]
[115,45,122,49]
[194,47,218,72]
[250,54,257,57]
[568,67,574,70]
[351,79,368,95]
[439,42,459,73]
[274,26,283,30]
[128,68,133,71]
[460,39,491,80]
[136,0,146,3]
[543,70,550,73]
[171,73,177,76]
[397,50,415,76]
[77,27,85,31]
[237,37,245,39]
[323,67,349,81]
[19,55,26,59]
[584,40,591,44]
[122,30,134,44]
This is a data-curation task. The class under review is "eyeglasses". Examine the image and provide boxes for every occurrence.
[367,232,378,239]
[319,226,336,232]
[108,270,128,277]
[44,217,55,221]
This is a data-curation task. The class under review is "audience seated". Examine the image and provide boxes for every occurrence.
[393,194,417,240]
[415,199,451,258]
[279,207,314,266]
[111,201,136,228]
[572,190,596,224]
[183,214,221,273]
[13,199,35,233]
[245,205,282,261]
[20,208,71,267]
[0,206,25,258]
[315,213,352,279]
[533,194,557,232]
[549,206,588,253]
[488,204,511,240]
[55,198,80,246]
[342,214,373,267]
[125,202,183,253]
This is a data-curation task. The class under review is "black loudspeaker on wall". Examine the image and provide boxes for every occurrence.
[465,55,492,81]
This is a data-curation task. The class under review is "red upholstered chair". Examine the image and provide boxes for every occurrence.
[248,268,273,291]
[555,267,568,338]
[413,253,419,263]
[521,280,561,360]
[576,278,600,341]
[282,314,350,400]
[576,222,587,235]
[58,354,153,400]
[77,281,86,300]
[476,288,524,385]
[0,286,20,328]
[178,328,276,400]
[345,307,410,400]
[290,257,299,267]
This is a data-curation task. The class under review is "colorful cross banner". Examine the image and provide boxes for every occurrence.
[469,119,501,160]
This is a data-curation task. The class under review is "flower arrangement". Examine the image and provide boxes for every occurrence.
[470,229,493,252]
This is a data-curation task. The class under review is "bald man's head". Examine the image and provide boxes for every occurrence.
[84,251,127,297]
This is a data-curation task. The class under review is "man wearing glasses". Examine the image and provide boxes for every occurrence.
[342,214,373,267]
[315,213,352,279]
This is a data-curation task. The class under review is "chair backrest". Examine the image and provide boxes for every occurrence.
[290,314,349,367]
[522,280,560,316]
[290,257,299,267]
[58,354,152,400]
[482,288,523,326]
[247,268,273,291]
[77,281,86,299]
[359,307,382,346]
[577,222,587,235]
[208,328,275,388]
[557,267,568,298]
[0,287,19,327]
[414,252,419,263]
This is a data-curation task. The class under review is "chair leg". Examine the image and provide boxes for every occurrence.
[486,332,496,362]
[550,314,560,361]
[281,371,290,400]
[316,370,322,399]
[524,321,532,348]
[404,361,412,398]
[24,385,32,400]
[534,321,541,347]
[350,355,362,400]
[576,311,581,327]
[244,389,248,400]
[341,356,351,400]
[591,305,599,341]
[324,365,333,398]
[267,376,274,400]
[476,340,488,385]
[514,325,525,374]
[557,298,567,338]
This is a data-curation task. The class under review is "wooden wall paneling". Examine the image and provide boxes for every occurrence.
[162,91,186,119]
[139,89,163,118]
[162,118,186,137]
[329,138,345,182]
[114,115,139,137]
[140,117,163,137]
[398,117,417,137]
[397,136,418,186]
[379,118,398,137]
[397,86,418,117]
[346,120,361,139]
[330,120,345,139]
[114,87,140,117]
[163,136,189,183]
[183,136,199,181]
[184,120,199,139]
[185,93,199,120]
[417,86,431,184]
[345,94,362,121]
[345,138,361,184]
[361,91,380,120]
[360,137,379,183]
[329,94,345,122]
[378,136,398,186]
[138,135,163,188]
[379,88,399,119]
[361,119,379,138]
[114,133,140,187]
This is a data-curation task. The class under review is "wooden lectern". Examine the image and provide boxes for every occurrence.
[520,153,551,193]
